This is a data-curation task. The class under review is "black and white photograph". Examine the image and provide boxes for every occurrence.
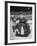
[5,1,36,45]
[10,6,32,40]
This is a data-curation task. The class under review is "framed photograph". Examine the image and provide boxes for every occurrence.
[5,1,36,45]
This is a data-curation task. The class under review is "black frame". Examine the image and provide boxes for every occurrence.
[5,1,36,45]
